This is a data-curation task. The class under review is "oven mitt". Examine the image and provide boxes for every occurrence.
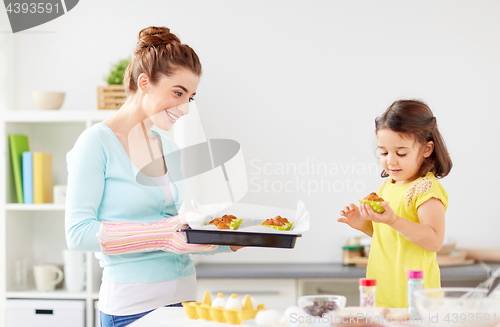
[97,213,218,255]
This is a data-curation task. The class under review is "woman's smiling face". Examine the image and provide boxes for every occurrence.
[377,128,433,185]
[140,68,199,131]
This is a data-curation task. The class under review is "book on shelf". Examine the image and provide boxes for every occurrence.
[8,134,29,204]
[22,151,33,204]
[33,152,53,203]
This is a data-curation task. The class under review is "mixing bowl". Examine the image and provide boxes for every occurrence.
[297,295,346,317]
[414,287,500,327]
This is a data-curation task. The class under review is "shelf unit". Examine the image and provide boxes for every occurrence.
[0,110,118,327]
[6,204,66,211]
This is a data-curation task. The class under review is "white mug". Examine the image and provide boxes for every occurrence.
[63,250,86,292]
[53,185,67,204]
[33,265,63,292]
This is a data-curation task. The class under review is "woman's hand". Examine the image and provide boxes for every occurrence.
[359,202,398,226]
[338,204,373,237]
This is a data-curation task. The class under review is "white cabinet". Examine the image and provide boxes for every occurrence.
[196,278,297,308]
[6,299,85,327]
[0,110,118,327]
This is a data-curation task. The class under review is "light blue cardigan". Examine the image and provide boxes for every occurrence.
[65,123,230,284]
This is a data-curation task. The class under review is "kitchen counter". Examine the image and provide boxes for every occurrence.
[196,263,366,279]
[128,307,412,327]
[195,262,500,307]
[127,308,250,327]
[127,263,500,326]
[196,262,498,280]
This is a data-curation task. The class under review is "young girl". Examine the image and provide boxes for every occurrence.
[338,99,452,308]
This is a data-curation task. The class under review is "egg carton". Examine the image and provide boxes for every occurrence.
[182,292,266,324]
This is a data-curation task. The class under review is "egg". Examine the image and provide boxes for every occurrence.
[255,309,281,327]
[250,296,258,310]
[211,292,226,308]
[284,306,307,318]
[280,306,310,327]
[224,293,243,311]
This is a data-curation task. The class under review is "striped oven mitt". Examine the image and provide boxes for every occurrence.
[97,213,217,255]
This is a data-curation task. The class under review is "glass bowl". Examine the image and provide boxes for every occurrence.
[414,287,500,327]
[297,295,346,317]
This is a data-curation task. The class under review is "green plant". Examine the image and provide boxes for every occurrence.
[103,58,131,85]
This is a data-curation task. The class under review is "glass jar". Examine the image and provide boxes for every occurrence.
[359,278,376,307]
[342,246,363,266]
[407,270,423,318]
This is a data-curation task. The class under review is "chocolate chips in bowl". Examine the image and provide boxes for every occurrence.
[297,295,346,317]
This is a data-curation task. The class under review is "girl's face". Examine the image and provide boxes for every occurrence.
[141,68,199,131]
[377,128,434,185]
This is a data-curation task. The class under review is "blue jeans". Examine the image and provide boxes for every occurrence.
[99,303,183,327]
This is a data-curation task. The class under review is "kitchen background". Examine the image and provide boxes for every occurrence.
[1,0,499,265]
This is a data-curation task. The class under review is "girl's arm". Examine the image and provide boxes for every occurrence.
[339,204,374,237]
[359,198,445,252]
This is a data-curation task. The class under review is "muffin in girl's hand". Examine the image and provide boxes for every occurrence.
[359,192,386,213]
[364,192,384,202]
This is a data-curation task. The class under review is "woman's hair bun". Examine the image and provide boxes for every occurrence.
[136,26,181,52]
[125,25,202,94]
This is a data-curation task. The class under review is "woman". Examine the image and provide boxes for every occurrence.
[65,26,238,327]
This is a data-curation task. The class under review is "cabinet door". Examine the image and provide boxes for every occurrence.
[197,278,297,308]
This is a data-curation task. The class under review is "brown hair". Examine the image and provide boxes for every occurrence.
[124,26,202,94]
[375,99,452,179]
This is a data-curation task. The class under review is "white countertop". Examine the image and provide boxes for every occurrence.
[128,307,412,327]
[127,307,256,327]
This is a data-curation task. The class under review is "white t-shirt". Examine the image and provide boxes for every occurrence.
[150,172,177,205]
[98,172,195,316]
[98,274,197,315]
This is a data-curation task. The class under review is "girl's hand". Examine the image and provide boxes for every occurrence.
[338,204,373,236]
[359,202,398,226]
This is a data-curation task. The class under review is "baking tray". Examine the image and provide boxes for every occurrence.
[181,227,301,249]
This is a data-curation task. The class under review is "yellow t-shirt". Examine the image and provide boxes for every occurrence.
[366,172,448,308]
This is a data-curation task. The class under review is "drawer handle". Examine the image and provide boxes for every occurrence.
[35,309,53,315]
[209,291,280,296]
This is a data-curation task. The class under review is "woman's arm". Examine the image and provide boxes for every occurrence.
[65,130,106,252]
[359,198,445,252]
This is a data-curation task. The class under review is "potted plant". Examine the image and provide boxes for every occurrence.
[97,58,130,110]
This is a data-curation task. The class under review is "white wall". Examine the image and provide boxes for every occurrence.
[0,8,14,112]
[2,0,500,263]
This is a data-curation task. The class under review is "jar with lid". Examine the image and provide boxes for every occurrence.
[407,270,423,318]
[359,278,376,307]
[342,246,363,266]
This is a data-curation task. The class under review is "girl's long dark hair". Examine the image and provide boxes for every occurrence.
[375,99,452,179]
